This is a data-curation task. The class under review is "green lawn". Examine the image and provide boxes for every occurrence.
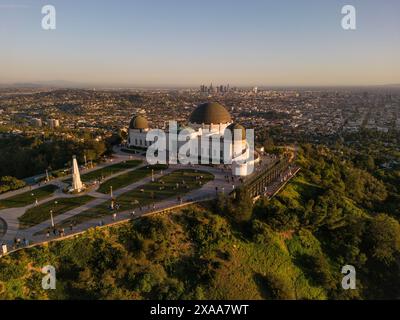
[97,164,168,194]
[66,160,143,183]
[54,169,214,228]
[19,195,94,229]
[0,185,58,210]
[207,236,326,300]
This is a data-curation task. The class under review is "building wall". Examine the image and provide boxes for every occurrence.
[128,124,255,176]
[128,129,150,148]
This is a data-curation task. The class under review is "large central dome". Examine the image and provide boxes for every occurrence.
[189,102,232,125]
[129,115,149,129]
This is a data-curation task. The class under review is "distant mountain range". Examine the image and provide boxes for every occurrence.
[0,80,88,88]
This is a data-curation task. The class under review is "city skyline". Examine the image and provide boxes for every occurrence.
[1,0,400,87]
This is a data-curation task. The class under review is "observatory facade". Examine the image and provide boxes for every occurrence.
[127,102,257,176]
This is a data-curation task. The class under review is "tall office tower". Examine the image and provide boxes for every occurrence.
[32,118,42,127]
[48,119,60,128]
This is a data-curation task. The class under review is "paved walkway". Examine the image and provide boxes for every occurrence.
[0,151,138,200]
[22,166,176,239]
[0,152,143,244]
[30,165,231,245]
[0,159,234,250]
[0,146,293,255]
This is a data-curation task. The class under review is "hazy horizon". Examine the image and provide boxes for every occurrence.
[2,80,400,90]
[1,0,399,86]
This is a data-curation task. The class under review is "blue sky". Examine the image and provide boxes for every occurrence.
[0,0,399,86]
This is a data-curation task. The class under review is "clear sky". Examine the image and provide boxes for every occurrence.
[0,0,399,87]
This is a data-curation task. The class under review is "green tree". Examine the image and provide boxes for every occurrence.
[364,214,400,265]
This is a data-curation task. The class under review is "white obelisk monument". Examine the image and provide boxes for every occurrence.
[72,155,84,192]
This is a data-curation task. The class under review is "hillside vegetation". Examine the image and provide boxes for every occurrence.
[1,142,400,300]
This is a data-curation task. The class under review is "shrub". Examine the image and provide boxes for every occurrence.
[263,273,295,300]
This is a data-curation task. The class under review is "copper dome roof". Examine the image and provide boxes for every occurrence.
[189,102,232,125]
[129,115,149,129]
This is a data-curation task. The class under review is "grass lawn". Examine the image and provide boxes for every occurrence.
[0,185,58,210]
[55,169,214,228]
[206,237,326,300]
[19,195,94,229]
[66,160,143,183]
[97,164,168,194]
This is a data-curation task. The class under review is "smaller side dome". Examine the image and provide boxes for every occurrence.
[129,115,149,129]
[226,123,246,141]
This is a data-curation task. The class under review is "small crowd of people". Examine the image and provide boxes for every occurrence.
[224,175,236,183]
[13,237,29,249]
[46,227,65,239]
[45,220,77,239]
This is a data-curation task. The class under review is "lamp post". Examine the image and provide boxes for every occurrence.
[50,210,55,228]
[151,169,154,182]
[50,200,58,228]
[110,186,114,210]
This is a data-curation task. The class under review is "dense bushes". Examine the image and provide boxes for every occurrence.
[0,176,26,194]
[0,133,107,179]
[216,187,253,223]
[299,254,335,289]
[1,138,400,300]
[251,143,400,299]
[364,214,400,266]
[262,273,295,300]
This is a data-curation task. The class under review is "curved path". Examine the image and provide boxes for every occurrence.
[29,164,232,245]
[0,151,142,244]
[0,150,138,200]
[0,151,236,251]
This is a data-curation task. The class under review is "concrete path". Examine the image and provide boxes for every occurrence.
[0,151,138,200]
[0,153,144,245]
[30,165,231,245]
[22,166,176,239]
[0,161,235,250]
[0,146,288,255]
